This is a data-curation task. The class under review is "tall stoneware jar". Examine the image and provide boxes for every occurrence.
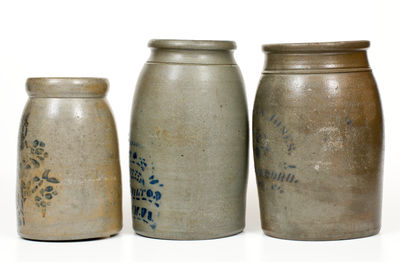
[130,39,249,240]
[253,41,384,240]
[17,78,122,240]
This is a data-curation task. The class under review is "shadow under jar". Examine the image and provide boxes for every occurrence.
[130,39,249,240]
[253,41,384,240]
[17,78,122,241]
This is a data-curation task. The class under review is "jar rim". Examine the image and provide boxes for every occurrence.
[262,40,370,53]
[26,77,108,98]
[148,39,236,50]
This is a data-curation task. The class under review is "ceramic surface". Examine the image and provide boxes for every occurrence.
[17,78,122,241]
[130,39,249,240]
[253,41,384,240]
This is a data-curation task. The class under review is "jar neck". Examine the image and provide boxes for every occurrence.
[148,48,237,65]
[26,78,108,98]
[146,39,237,65]
[262,41,371,73]
[263,50,370,72]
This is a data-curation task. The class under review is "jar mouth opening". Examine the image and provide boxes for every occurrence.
[148,39,236,51]
[26,77,108,98]
[262,40,370,53]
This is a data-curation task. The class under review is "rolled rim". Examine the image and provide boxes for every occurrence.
[26,77,108,98]
[262,40,370,53]
[148,39,236,50]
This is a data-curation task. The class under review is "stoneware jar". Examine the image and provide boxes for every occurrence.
[17,78,122,241]
[130,39,249,240]
[253,41,384,240]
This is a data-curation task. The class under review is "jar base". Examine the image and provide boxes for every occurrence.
[134,228,244,240]
[262,227,381,241]
[18,229,121,242]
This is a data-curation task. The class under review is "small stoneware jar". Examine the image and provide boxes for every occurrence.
[17,78,122,241]
[130,39,249,240]
[253,41,384,240]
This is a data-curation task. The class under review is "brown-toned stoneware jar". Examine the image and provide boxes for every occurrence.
[130,39,249,240]
[17,78,122,241]
[253,41,384,240]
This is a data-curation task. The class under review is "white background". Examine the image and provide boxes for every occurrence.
[0,0,398,261]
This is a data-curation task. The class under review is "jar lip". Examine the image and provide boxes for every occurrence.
[148,39,236,50]
[26,77,108,98]
[262,40,370,53]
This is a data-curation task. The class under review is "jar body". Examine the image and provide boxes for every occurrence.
[130,40,249,240]
[17,78,122,241]
[253,42,384,240]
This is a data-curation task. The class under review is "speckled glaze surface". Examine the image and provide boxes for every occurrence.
[130,39,249,240]
[17,78,122,241]
[253,41,384,240]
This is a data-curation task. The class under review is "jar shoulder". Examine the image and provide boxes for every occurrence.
[21,98,115,122]
[255,71,381,107]
[18,98,119,148]
[132,63,248,120]
[137,63,244,87]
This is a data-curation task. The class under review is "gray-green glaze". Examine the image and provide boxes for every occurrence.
[17,78,122,241]
[130,39,249,240]
[253,41,384,240]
